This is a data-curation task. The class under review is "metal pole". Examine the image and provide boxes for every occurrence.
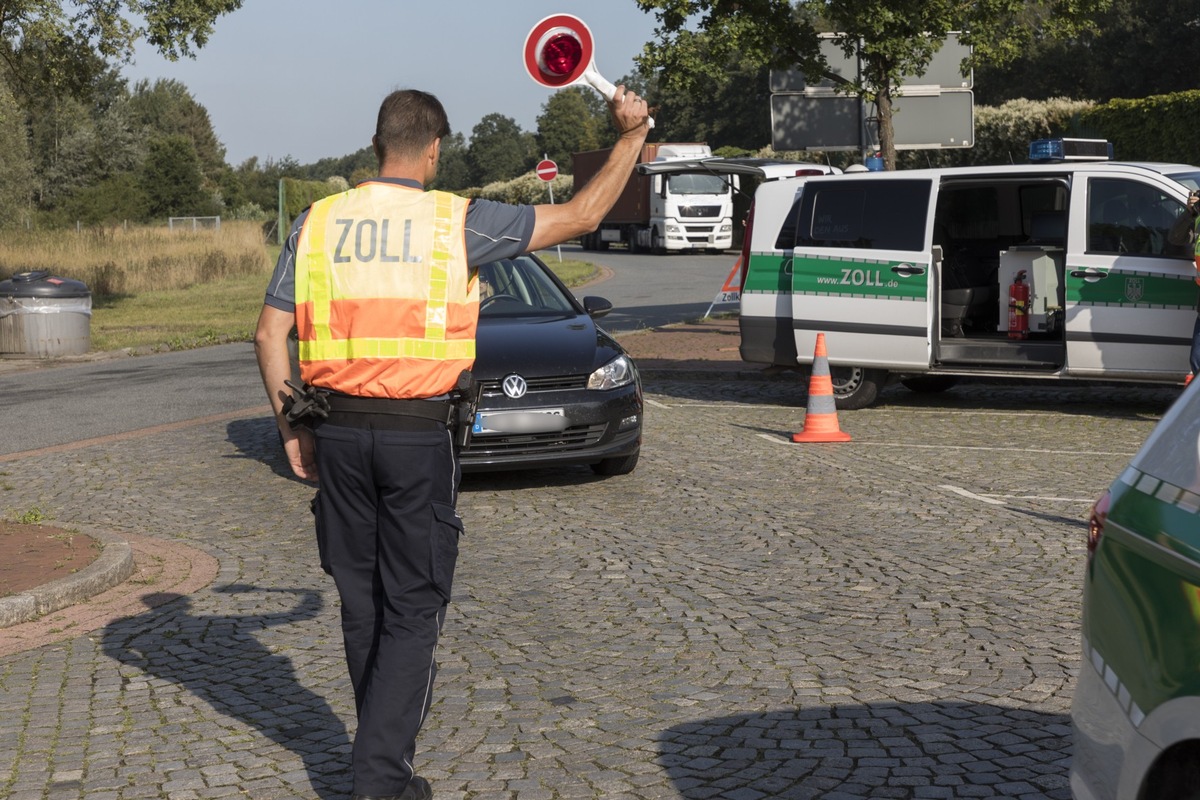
[543,153,563,262]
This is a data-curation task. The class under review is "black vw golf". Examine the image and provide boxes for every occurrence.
[461,253,642,476]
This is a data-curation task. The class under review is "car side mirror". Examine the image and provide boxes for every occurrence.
[582,295,613,319]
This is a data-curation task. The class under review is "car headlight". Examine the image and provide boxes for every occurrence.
[588,355,635,390]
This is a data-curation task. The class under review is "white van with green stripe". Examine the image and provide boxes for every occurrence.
[641,142,1200,408]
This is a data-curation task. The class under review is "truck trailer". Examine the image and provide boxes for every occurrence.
[572,143,737,254]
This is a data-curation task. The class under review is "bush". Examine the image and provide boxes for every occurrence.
[476,172,573,204]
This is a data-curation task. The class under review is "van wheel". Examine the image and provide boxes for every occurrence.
[830,367,886,410]
[901,375,960,394]
[591,451,639,476]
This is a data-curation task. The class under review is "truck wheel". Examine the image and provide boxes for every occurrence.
[900,375,960,394]
[651,230,664,255]
[829,367,887,410]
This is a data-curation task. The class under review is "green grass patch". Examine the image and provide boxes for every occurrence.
[90,268,272,352]
[533,252,595,287]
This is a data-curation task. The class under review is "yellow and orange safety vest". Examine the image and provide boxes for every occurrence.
[294,182,478,399]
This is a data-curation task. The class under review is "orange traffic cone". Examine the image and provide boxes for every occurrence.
[792,333,852,443]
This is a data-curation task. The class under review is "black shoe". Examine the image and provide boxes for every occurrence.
[351,775,432,800]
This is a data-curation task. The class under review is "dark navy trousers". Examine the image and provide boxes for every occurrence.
[312,420,462,797]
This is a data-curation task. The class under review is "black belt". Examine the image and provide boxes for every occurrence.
[318,394,454,431]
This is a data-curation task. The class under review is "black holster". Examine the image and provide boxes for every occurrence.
[450,370,482,449]
[282,380,331,428]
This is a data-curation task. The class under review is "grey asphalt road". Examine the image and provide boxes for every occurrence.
[0,247,737,455]
[553,245,740,333]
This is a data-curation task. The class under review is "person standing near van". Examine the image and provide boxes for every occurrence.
[254,87,651,800]
[1168,191,1200,381]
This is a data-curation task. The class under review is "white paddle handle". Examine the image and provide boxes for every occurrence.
[584,66,655,129]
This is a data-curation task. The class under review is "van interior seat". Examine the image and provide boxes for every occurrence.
[940,243,1000,337]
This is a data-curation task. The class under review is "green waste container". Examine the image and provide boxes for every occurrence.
[0,271,92,358]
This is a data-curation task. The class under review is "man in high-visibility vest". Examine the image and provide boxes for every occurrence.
[1168,191,1200,384]
[254,87,650,800]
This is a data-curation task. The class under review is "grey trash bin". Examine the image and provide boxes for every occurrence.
[0,271,92,358]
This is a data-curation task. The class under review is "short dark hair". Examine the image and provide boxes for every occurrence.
[374,90,451,163]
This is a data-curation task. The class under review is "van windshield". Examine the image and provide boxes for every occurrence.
[667,173,728,195]
[1167,170,1200,193]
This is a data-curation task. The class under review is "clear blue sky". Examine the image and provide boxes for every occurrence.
[123,1,659,166]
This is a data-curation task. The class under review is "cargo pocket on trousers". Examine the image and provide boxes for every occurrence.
[430,502,463,603]
[311,491,332,575]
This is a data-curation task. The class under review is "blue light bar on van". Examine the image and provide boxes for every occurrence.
[1029,138,1114,162]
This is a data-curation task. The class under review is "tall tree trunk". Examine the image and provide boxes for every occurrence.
[874,86,896,171]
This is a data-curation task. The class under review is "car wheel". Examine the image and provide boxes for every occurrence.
[591,451,639,476]
[829,367,887,410]
[900,375,960,394]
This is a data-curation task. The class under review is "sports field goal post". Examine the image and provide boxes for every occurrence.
[168,216,222,232]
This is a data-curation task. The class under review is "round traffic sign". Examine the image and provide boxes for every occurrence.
[536,159,558,182]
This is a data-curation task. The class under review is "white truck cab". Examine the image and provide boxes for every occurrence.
[643,142,1200,408]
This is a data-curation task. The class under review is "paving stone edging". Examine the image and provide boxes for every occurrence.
[0,527,135,628]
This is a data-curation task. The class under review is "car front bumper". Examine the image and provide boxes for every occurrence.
[459,384,642,472]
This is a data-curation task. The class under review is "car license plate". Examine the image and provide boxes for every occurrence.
[473,408,566,435]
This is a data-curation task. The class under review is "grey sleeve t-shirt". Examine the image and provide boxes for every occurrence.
[264,187,536,312]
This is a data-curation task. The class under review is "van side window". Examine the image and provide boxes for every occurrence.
[774,191,805,250]
[1087,177,1188,257]
[798,180,930,251]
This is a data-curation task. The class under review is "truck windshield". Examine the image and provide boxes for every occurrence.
[667,173,728,195]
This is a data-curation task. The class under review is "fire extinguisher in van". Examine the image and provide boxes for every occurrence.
[1008,270,1030,340]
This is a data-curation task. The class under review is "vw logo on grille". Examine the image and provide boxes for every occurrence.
[502,374,528,399]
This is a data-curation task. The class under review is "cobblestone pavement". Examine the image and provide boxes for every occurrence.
[0,372,1181,799]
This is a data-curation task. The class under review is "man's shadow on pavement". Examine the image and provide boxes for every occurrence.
[101,585,350,799]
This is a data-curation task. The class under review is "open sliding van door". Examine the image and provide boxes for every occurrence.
[790,176,935,389]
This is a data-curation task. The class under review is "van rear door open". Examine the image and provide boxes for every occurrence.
[791,178,933,371]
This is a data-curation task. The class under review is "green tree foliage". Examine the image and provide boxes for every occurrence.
[642,53,771,150]
[0,74,33,227]
[431,132,470,192]
[536,87,606,168]
[0,0,243,102]
[467,113,534,186]
[128,78,226,177]
[1080,91,1200,163]
[298,146,376,182]
[976,0,1200,104]
[635,0,1111,169]
[140,134,212,219]
[60,173,149,225]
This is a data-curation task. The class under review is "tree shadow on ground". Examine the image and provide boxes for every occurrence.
[658,701,1073,800]
[101,586,350,799]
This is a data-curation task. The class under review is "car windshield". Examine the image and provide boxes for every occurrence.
[478,256,577,318]
[667,173,728,195]
[1130,388,1200,493]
